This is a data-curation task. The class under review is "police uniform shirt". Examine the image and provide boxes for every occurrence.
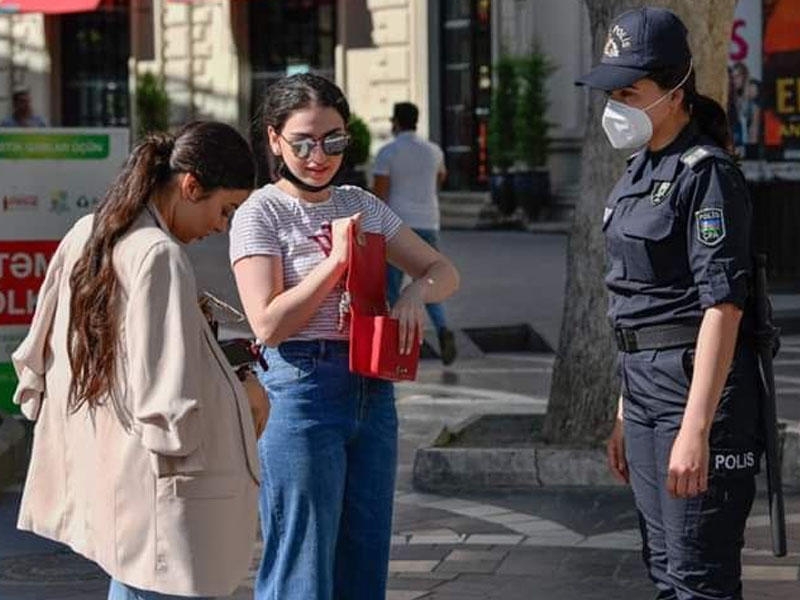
[603,121,752,330]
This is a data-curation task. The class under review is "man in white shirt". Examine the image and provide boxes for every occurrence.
[372,102,456,365]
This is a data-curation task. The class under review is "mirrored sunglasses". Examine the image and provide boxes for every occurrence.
[282,133,351,159]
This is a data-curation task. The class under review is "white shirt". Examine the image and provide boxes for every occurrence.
[372,131,445,230]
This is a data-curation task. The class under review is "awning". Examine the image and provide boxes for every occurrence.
[0,0,102,14]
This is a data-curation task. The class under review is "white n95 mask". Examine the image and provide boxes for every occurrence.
[601,100,654,149]
[601,59,694,150]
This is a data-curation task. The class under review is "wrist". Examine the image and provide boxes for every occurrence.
[326,252,348,275]
[679,415,711,438]
[405,278,430,301]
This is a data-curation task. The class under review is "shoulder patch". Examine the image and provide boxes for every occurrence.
[695,207,726,246]
[681,146,713,168]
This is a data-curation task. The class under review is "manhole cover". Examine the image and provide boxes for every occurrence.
[0,552,106,584]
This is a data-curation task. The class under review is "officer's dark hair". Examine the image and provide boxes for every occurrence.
[393,102,418,131]
[649,61,733,154]
[254,73,350,184]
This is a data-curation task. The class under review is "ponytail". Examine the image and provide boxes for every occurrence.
[68,133,174,414]
[688,92,734,154]
[649,62,734,154]
[67,121,255,415]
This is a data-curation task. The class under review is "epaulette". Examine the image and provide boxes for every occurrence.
[680,145,733,171]
[626,151,641,165]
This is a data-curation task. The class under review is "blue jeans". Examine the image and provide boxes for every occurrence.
[255,340,398,600]
[107,579,210,599]
[387,228,447,332]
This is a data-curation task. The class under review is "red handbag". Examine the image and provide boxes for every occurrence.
[345,226,420,381]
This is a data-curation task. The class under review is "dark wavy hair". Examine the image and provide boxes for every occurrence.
[649,60,734,154]
[252,73,350,185]
[67,121,255,414]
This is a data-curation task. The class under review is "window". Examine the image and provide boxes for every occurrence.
[248,0,337,184]
[60,0,130,127]
[249,0,336,109]
[440,0,491,190]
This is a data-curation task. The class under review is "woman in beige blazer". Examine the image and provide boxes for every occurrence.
[11,121,266,599]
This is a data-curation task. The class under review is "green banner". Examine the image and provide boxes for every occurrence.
[0,133,110,160]
[0,362,19,415]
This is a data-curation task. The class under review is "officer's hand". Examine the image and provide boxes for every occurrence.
[606,417,629,484]
[667,428,709,498]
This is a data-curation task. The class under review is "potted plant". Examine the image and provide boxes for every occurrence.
[335,113,371,188]
[513,49,553,221]
[135,72,170,139]
[487,55,518,216]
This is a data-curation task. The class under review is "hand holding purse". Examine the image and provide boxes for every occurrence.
[345,225,420,381]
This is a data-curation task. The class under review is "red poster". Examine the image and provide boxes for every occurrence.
[0,241,59,326]
[762,0,800,160]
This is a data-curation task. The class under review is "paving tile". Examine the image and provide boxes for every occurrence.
[519,530,584,545]
[392,534,410,546]
[505,518,572,533]
[393,571,458,581]
[463,534,524,546]
[428,573,498,594]
[396,492,446,505]
[424,498,482,512]
[577,529,641,551]
[436,559,500,574]
[387,576,444,591]
[741,564,800,581]
[450,504,515,518]
[391,546,452,561]
[483,512,533,524]
[389,560,440,574]
[445,549,509,562]
[742,580,800,599]
[408,533,465,545]
[385,591,430,600]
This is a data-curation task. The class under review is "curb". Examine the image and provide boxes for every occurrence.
[413,413,800,492]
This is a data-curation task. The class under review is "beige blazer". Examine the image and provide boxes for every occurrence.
[12,210,260,597]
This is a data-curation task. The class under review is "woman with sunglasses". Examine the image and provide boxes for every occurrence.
[229,73,459,600]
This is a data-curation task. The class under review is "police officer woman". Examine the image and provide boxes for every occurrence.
[578,8,760,600]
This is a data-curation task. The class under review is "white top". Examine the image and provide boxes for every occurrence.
[372,131,445,230]
[229,184,403,342]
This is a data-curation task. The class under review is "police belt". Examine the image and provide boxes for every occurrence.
[614,323,700,352]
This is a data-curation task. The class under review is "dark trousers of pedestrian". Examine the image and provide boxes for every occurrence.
[621,344,761,600]
[387,228,447,331]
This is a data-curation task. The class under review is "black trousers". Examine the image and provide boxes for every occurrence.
[621,344,761,600]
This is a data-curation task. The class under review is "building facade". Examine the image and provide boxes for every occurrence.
[0,0,591,200]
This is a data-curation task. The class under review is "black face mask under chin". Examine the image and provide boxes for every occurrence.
[278,162,341,193]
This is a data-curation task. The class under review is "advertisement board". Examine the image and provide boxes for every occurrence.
[729,0,763,158]
[0,128,129,414]
[762,0,800,161]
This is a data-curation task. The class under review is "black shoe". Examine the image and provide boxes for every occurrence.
[438,328,457,366]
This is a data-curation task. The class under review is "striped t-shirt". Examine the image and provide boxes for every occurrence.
[229,183,403,342]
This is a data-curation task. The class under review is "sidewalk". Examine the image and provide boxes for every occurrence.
[0,230,798,599]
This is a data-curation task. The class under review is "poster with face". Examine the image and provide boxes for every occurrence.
[762,0,800,161]
[728,0,762,159]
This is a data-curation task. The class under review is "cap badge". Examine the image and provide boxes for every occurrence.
[604,24,632,58]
